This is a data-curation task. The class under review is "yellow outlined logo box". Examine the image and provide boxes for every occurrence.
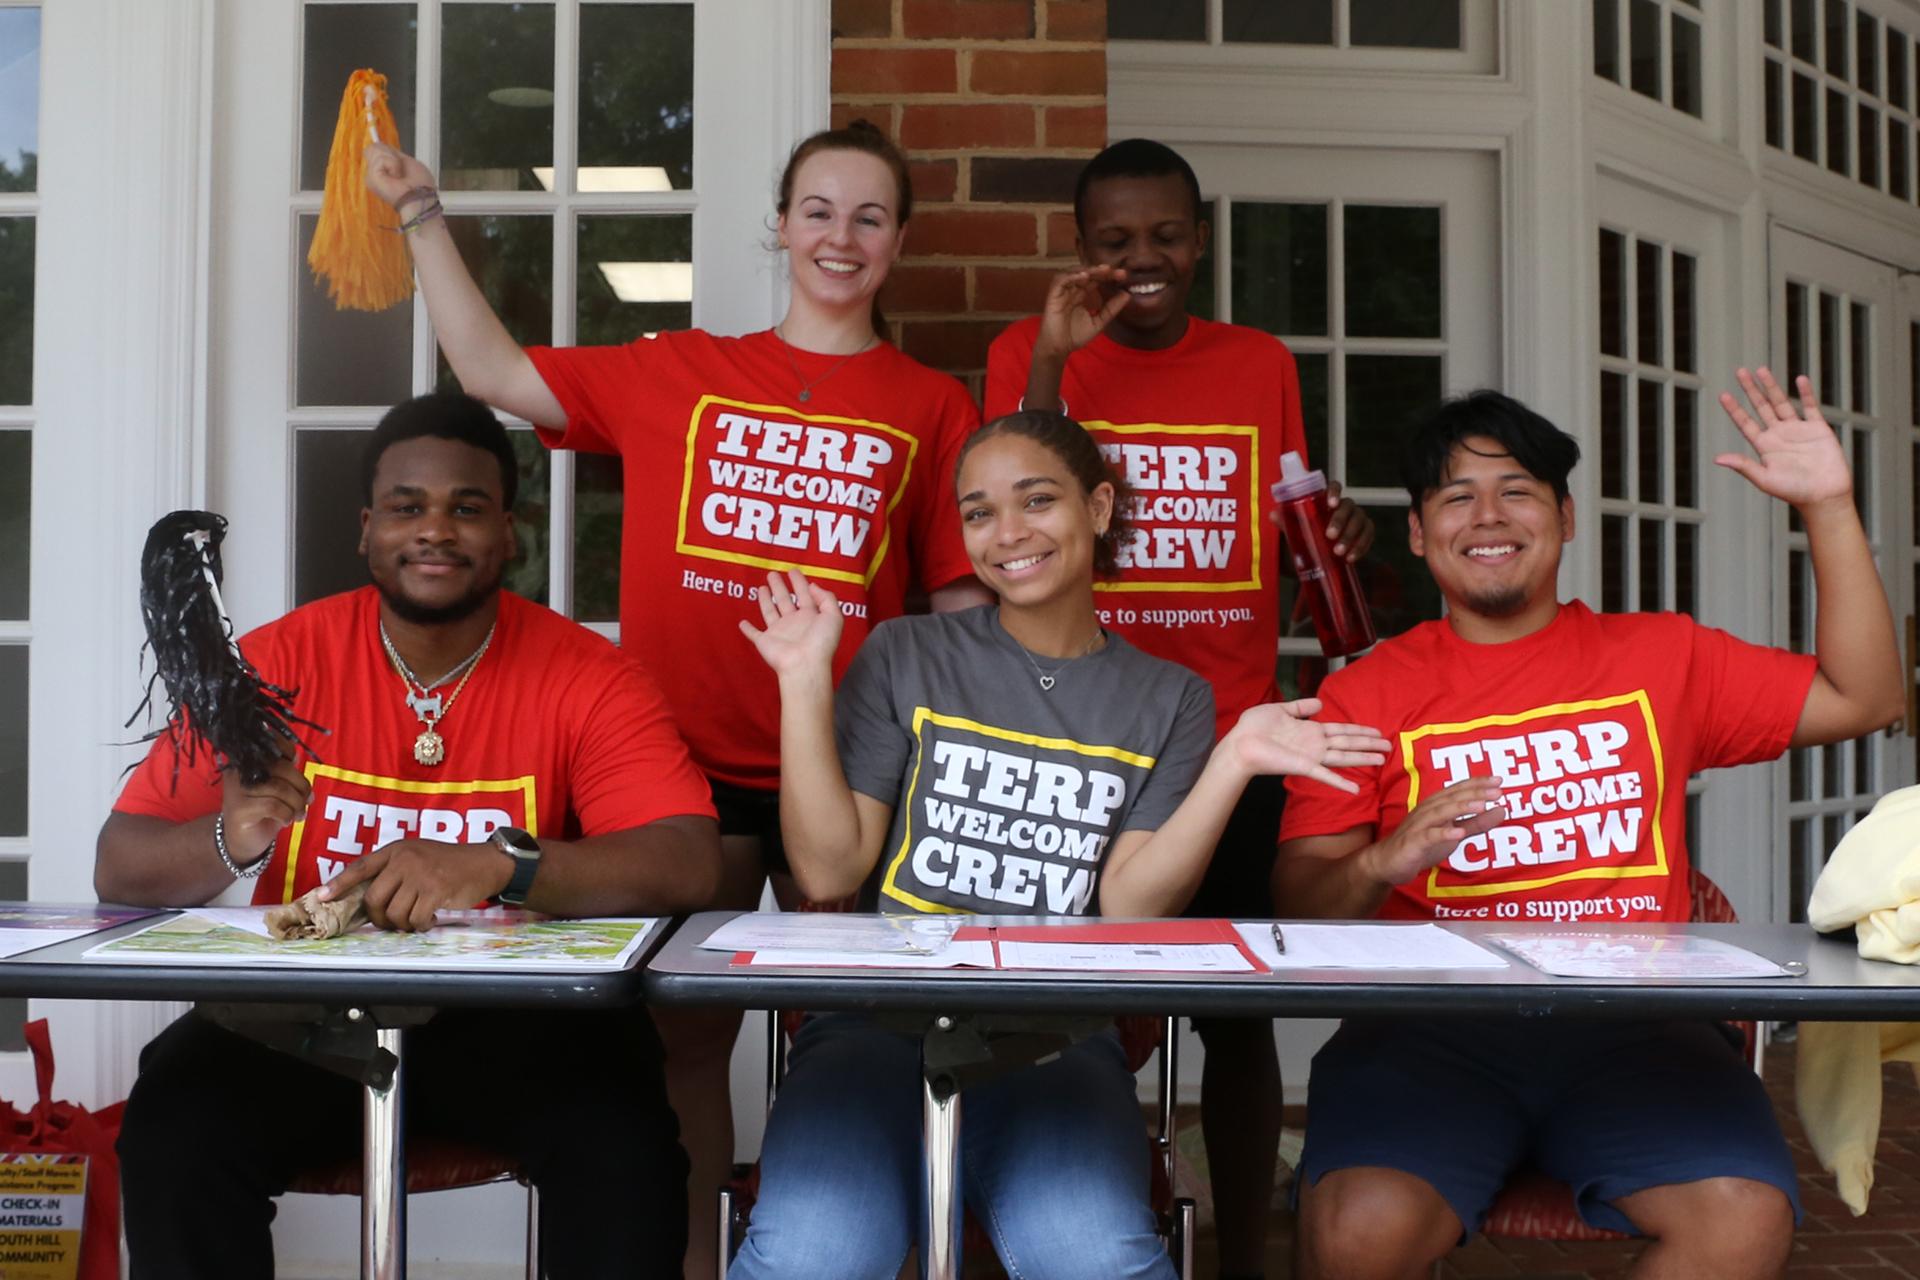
[1401,690,1667,900]
[281,764,539,903]
[675,394,920,587]
[1082,420,1262,594]
[879,707,1158,913]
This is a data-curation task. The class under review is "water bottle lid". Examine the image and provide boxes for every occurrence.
[1270,450,1327,501]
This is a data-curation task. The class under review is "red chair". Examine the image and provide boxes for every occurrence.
[1472,867,1762,1247]
[287,1138,540,1277]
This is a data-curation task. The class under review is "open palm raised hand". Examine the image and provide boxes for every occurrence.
[739,569,843,680]
[1716,367,1853,509]
[1223,699,1392,794]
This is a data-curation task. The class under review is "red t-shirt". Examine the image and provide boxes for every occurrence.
[985,316,1306,739]
[527,330,979,790]
[114,588,715,904]
[1278,602,1817,922]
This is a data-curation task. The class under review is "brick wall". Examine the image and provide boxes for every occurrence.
[830,0,1108,396]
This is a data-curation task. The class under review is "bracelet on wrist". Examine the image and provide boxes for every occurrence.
[395,199,444,234]
[213,813,273,880]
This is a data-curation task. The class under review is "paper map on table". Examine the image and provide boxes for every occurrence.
[0,903,158,960]
[83,912,659,972]
[1484,931,1799,979]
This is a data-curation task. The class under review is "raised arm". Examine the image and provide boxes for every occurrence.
[1271,775,1506,919]
[364,143,566,429]
[95,753,311,907]
[1098,699,1391,917]
[739,569,894,902]
[1717,368,1904,746]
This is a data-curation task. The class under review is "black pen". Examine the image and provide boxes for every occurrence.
[1270,923,1286,955]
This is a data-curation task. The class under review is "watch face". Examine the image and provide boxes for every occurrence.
[494,826,539,857]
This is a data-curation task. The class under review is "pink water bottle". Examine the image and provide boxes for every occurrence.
[1272,451,1376,657]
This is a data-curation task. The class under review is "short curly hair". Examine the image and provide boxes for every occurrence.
[956,410,1135,577]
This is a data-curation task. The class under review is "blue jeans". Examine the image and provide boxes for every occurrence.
[728,1014,1176,1280]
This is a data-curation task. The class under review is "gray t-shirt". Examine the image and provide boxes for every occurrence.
[836,606,1215,916]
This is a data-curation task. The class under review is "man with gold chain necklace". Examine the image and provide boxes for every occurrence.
[97,391,722,1278]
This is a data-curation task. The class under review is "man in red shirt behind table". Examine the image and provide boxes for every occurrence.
[1277,371,1904,1279]
[97,392,721,1279]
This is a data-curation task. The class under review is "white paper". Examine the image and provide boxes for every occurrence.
[701,913,960,955]
[0,927,100,959]
[85,914,660,972]
[1485,932,1796,979]
[993,940,1256,973]
[1237,922,1508,970]
[745,940,997,969]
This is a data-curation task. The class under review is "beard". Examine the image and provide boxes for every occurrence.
[1455,579,1532,618]
[371,560,504,626]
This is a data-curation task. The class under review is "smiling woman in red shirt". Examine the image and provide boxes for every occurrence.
[365,121,987,1279]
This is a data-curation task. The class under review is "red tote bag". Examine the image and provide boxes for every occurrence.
[0,1019,125,1280]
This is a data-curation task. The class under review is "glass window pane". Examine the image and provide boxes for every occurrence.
[1793,72,1819,161]
[1826,0,1849,76]
[1344,205,1440,339]
[1344,355,1442,489]
[1850,300,1870,412]
[1788,547,1809,651]
[294,427,553,607]
[1766,59,1785,150]
[296,214,412,408]
[1637,378,1663,503]
[1786,282,1808,384]
[1790,817,1810,919]
[1673,385,1697,507]
[1890,125,1909,199]
[0,9,37,193]
[1601,370,1627,499]
[1349,0,1460,48]
[1602,513,1628,613]
[1852,429,1871,523]
[1595,0,1620,81]
[1858,12,1880,94]
[300,5,416,191]
[436,215,554,388]
[1222,0,1331,44]
[1912,321,1919,427]
[1859,105,1882,187]
[576,214,694,346]
[1766,0,1783,48]
[1792,0,1817,61]
[0,431,24,619]
[0,217,31,406]
[1827,87,1850,174]
[1599,229,1627,357]
[1109,0,1206,40]
[441,2,556,193]
[1824,747,1842,803]
[578,3,692,193]
[1630,0,1662,99]
[1188,199,1217,322]
[1356,504,1441,639]
[1890,31,1909,109]
[1229,203,1328,338]
[1638,518,1663,609]
[1296,352,1330,474]
[1672,251,1696,373]
[1672,14,1702,116]
[573,451,623,623]
[1820,290,1840,399]
[1791,747,1809,802]
[1635,238,1662,364]
[1675,520,1698,616]
[0,644,20,836]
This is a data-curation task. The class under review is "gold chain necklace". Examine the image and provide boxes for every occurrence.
[773,325,876,403]
[379,620,496,766]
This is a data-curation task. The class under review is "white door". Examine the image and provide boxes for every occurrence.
[1768,226,1915,921]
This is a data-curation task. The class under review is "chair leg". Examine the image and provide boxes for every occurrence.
[524,1181,540,1280]
[1173,1197,1195,1278]
[717,1186,736,1280]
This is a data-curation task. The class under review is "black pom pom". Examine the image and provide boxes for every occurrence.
[126,510,327,788]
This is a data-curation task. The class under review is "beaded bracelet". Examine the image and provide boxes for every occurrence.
[213,813,272,880]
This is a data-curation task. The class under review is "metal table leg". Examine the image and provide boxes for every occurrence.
[362,1025,407,1280]
[921,1065,962,1280]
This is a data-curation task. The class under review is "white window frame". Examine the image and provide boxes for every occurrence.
[1111,0,1500,75]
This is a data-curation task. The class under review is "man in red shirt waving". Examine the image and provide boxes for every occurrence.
[98,392,722,1279]
[1278,370,1903,1278]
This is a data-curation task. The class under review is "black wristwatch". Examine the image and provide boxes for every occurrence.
[490,826,542,906]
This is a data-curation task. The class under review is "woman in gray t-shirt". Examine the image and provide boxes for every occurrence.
[729,411,1388,1280]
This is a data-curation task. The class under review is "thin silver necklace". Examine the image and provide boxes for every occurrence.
[1008,625,1105,691]
[378,620,495,718]
[773,325,877,402]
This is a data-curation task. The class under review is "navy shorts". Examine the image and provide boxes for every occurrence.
[709,778,789,875]
[1297,1017,1800,1238]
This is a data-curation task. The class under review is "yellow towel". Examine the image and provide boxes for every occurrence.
[1796,784,1920,1213]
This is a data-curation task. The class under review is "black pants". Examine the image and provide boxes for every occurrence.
[117,1006,688,1279]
